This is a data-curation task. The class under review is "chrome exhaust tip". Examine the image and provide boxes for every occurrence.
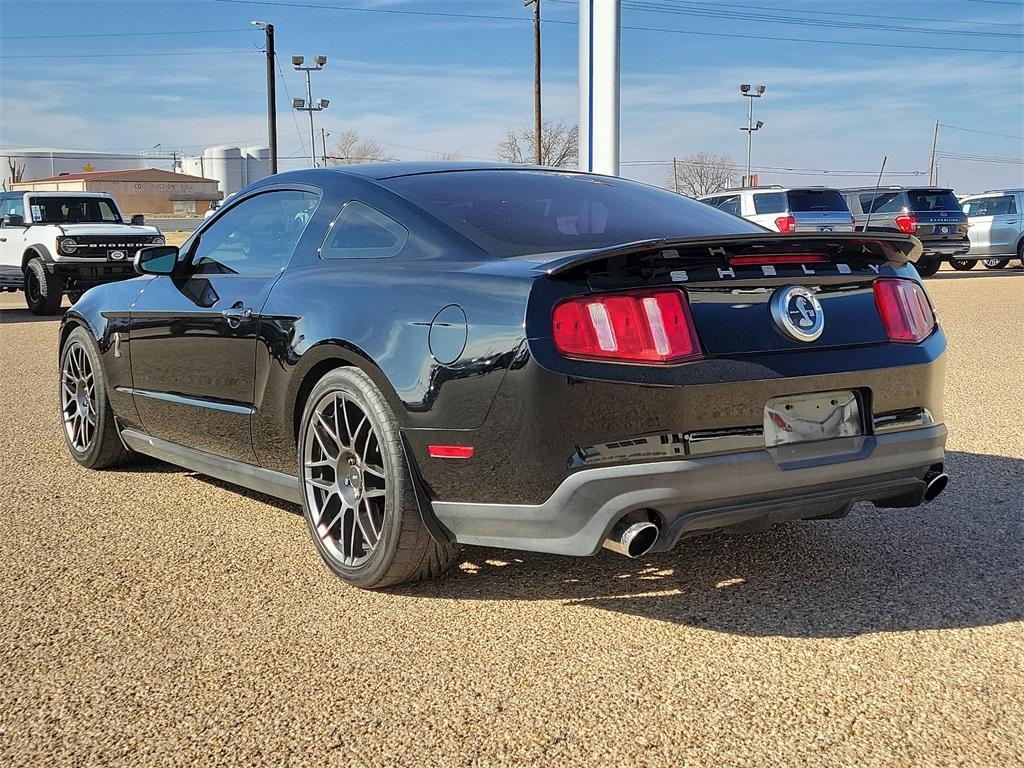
[603,520,660,559]
[923,471,949,503]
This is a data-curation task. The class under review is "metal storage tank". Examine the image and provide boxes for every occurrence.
[241,146,271,186]
[203,144,243,196]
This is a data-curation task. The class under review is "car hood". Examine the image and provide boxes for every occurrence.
[54,224,161,237]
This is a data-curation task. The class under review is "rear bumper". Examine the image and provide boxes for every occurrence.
[921,241,970,258]
[430,424,946,556]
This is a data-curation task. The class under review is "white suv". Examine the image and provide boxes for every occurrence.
[699,186,854,234]
[0,191,164,314]
[959,190,1024,270]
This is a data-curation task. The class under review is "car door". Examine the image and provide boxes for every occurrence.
[984,195,1019,255]
[128,187,320,462]
[0,194,27,283]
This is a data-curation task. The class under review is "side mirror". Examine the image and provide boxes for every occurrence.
[2,213,24,227]
[134,245,179,276]
[131,213,146,225]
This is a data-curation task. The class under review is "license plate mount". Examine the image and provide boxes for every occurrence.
[764,390,862,448]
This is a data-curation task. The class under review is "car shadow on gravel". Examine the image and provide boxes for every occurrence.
[929,267,1024,280]
[409,450,1023,638]
[0,306,68,325]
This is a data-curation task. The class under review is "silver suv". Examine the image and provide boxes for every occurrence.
[699,186,853,234]
[957,190,1024,271]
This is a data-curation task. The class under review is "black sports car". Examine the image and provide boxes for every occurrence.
[59,163,948,588]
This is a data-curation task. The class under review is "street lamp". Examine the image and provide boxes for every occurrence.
[739,83,766,186]
[293,54,329,167]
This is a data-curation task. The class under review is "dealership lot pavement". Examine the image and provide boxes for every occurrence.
[1,269,1022,767]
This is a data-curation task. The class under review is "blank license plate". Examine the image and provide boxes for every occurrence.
[764,390,862,447]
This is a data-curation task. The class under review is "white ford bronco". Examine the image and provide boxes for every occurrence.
[0,191,165,315]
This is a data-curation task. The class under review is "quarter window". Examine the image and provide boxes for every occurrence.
[716,195,741,216]
[753,192,786,214]
[320,200,408,259]
[190,190,319,276]
[859,192,905,215]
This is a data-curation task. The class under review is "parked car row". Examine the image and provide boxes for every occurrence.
[700,185,1024,277]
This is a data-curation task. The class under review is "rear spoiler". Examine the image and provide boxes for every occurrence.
[535,233,923,278]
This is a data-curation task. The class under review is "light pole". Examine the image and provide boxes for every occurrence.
[739,83,765,186]
[524,0,542,165]
[292,55,329,168]
[252,20,278,174]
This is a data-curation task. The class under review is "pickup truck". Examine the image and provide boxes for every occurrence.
[0,191,165,314]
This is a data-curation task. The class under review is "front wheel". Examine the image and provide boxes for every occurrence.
[297,367,458,589]
[915,258,941,277]
[983,258,1010,270]
[25,257,63,315]
[59,326,131,469]
[949,258,977,271]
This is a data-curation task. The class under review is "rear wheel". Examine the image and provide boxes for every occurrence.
[297,367,457,589]
[914,258,941,277]
[24,257,63,315]
[59,326,131,469]
[949,258,977,271]
[983,258,1010,270]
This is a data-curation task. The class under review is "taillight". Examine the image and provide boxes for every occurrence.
[850,216,857,232]
[775,215,796,233]
[552,289,702,364]
[873,278,935,343]
[894,213,917,234]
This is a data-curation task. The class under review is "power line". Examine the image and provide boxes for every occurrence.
[0,49,257,59]
[210,0,1023,54]
[0,28,251,40]
[618,0,1023,38]
[938,124,1024,141]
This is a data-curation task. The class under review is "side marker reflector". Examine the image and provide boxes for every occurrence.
[428,445,475,459]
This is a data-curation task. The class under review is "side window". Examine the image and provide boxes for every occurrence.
[860,192,904,214]
[191,190,319,276]
[701,196,721,208]
[320,200,408,259]
[718,195,741,216]
[0,195,24,220]
[753,192,786,214]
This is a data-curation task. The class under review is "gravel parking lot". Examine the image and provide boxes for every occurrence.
[1,268,1022,767]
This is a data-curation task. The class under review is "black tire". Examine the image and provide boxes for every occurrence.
[24,257,63,315]
[949,258,977,271]
[297,367,458,589]
[59,326,131,469]
[982,258,1010,270]
[914,258,941,277]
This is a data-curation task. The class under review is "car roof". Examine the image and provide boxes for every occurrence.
[841,186,954,193]
[19,191,115,198]
[961,189,1024,199]
[700,186,839,197]
[320,160,563,181]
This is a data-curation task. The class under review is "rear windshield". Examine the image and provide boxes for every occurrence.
[28,197,122,224]
[382,170,763,257]
[787,189,849,212]
[907,190,961,212]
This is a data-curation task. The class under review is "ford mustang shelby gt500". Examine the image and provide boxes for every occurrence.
[59,163,948,588]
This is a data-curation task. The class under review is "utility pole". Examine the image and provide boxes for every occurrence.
[291,55,329,168]
[321,128,329,167]
[928,120,939,186]
[739,84,765,185]
[672,156,679,193]
[525,0,542,165]
[252,20,278,174]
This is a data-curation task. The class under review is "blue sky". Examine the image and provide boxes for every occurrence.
[1,0,1022,193]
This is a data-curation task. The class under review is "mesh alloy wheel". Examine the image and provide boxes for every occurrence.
[302,391,387,568]
[61,341,97,453]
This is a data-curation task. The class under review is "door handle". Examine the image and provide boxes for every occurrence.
[0,237,6,242]
[221,305,253,327]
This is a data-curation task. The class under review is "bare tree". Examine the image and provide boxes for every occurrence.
[4,157,25,191]
[326,130,395,165]
[496,120,578,167]
[666,152,735,196]
[432,151,462,161]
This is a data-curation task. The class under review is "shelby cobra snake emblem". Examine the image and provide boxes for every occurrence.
[770,285,825,342]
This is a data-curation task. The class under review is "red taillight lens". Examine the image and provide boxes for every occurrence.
[775,215,797,233]
[873,278,935,343]
[552,289,702,364]
[850,216,857,232]
[895,213,917,234]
